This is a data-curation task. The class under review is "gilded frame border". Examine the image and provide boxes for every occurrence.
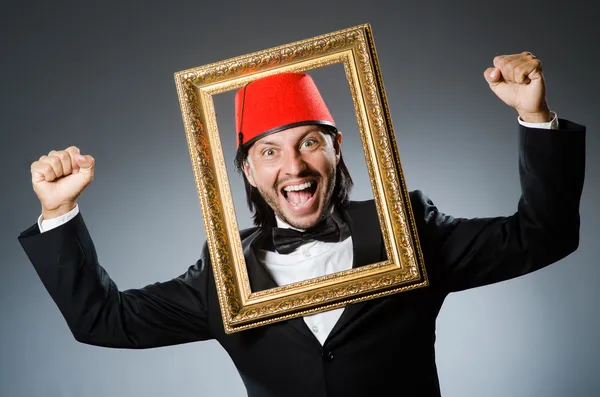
[174,23,428,333]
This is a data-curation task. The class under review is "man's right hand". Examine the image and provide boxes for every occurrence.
[30,146,95,220]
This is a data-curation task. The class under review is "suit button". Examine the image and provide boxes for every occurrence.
[323,350,334,361]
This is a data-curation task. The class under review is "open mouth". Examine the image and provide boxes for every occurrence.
[281,180,318,208]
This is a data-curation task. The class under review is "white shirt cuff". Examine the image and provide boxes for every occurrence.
[518,111,559,130]
[38,204,80,233]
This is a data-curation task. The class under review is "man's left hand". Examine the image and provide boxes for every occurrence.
[484,52,552,123]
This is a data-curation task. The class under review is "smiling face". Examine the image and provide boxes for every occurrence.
[242,124,342,229]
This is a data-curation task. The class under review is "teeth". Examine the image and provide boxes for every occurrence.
[283,181,314,192]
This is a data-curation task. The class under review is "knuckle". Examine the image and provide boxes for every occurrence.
[523,52,537,61]
[39,163,52,173]
[507,59,519,70]
[47,156,60,166]
[514,64,524,74]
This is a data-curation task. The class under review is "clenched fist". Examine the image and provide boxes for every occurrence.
[30,146,95,220]
[484,51,552,123]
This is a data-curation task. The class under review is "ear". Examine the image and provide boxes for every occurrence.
[334,131,343,165]
[242,160,257,187]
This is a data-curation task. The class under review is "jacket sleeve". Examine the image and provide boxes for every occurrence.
[412,119,586,293]
[18,212,213,348]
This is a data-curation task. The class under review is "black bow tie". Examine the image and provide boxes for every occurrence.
[271,213,350,255]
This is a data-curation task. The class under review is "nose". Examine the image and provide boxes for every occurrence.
[281,148,307,176]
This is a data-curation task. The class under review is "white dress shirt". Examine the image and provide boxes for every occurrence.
[37,114,558,344]
[258,217,353,344]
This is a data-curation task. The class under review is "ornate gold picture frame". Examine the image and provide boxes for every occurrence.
[174,23,428,333]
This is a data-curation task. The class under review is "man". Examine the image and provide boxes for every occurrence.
[19,52,586,397]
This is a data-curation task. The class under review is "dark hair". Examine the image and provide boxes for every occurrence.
[234,125,353,227]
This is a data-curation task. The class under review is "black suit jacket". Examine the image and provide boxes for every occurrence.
[19,120,586,397]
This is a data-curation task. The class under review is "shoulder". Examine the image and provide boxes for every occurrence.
[345,199,377,212]
[408,190,440,220]
[346,191,457,237]
[345,190,436,215]
[240,226,260,240]
[197,225,259,263]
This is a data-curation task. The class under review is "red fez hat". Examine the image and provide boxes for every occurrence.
[235,72,336,148]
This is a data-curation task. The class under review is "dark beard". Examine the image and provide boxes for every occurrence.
[259,164,337,230]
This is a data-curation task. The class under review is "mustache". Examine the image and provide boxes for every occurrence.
[275,170,321,190]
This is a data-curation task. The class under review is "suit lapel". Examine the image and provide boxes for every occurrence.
[243,228,278,292]
[243,226,319,343]
[327,201,385,341]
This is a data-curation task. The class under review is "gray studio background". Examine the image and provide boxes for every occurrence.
[2,1,599,396]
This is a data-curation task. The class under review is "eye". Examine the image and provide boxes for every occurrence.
[262,148,275,157]
[301,139,316,148]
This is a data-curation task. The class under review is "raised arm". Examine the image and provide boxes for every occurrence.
[19,147,213,348]
[413,52,586,292]
[413,119,585,292]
